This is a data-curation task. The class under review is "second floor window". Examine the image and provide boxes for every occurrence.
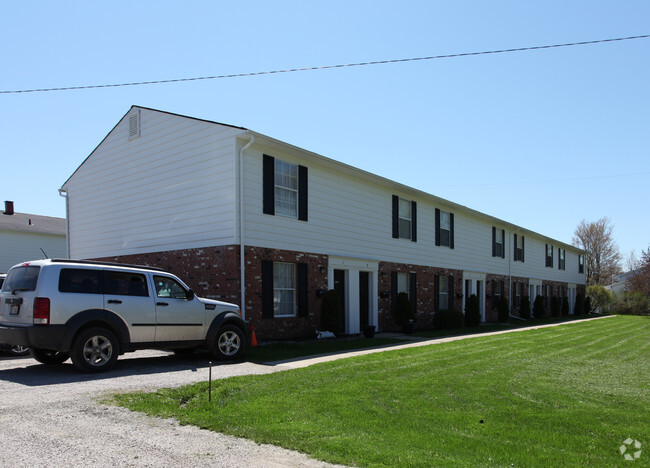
[558,248,566,270]
[263,154,308,221]
[514,234,525,262]
[435,208,454,248]
[392,196,417,242]
[579,255,585,273]
[492,227,505,258]
[545,244,554,268]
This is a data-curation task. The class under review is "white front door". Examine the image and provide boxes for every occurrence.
[328,257,378,334]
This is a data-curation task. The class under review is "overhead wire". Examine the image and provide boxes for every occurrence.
[1,34,648,95]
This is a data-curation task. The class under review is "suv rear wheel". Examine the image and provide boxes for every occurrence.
[71,327,119,373]
[212,325,244,360]
[30,348,70,365]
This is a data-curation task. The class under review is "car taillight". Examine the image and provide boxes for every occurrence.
[33,297,50,325]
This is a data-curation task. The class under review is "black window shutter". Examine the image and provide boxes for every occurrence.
[297,263,308,317]
[501,230,505,258]
[448,275,454,310]
[411,201,417,242]
[409,272,417,314]
[521,236,525,262]
[514,234,518,260]
[261,260,274,319]
[492,227,496,257]
[263,155,275,215]
[392,195,399,239]
[391,271,398,315]
[435,208,441,246]
[449,213,455,249]
[298,165,308,221]
[434,275,440,311]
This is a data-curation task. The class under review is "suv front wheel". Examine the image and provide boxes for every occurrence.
[71,327,119,373]
[212,325,245,360]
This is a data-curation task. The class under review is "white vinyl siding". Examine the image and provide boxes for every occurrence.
[63,108,245,258]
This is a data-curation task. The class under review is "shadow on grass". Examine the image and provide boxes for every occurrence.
[248,314,609,363]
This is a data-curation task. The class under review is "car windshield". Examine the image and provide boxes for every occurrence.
[2,266,40,292]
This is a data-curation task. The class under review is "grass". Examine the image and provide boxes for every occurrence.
[112,315,649,467]
[245,337,409,363]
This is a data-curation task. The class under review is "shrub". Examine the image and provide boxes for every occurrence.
[551,296,560,317]
[464,294,481,327]
[610,292,649,316]
[394,292,414,324]
[574,293,584,316]
[584,296,592,314]
[320,290,344,334]
[586,285,612,313]
[434,309,465,330]
[533,295,545,318]
[497,296,509,322]
[519,295,531,319]
[561,297,570,316]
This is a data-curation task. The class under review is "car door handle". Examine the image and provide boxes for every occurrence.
[156,302,169,306]
[107,299,122,304]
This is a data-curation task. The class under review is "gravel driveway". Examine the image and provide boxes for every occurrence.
[0,351,347,468]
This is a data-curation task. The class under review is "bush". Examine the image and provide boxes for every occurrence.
[561,297,570,316]
[320,290,344,334]
[434,309,465,330]
[497,296,509,322]
[533,295,545,318]
[574,293,584,315]
[584,297,592,314]
[551,296,560,317]
[465,294,481,327]
[586,285,612,313]
[394,292,414,324]
[519,295,531,319]
[610,292,649,315]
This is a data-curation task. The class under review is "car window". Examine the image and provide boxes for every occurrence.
[2,266,40,292]
[105,271,149,297]
[59,268,102,294]
[154,276,188,299]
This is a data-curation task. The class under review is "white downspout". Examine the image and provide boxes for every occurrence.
[239,135,255,321]
[58,188,70,258]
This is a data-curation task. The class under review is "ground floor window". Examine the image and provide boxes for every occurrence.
[273,262,296,317]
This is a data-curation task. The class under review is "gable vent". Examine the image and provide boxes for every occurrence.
[128,109,140,140]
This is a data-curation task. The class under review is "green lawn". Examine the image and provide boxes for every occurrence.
[113,315,649,467]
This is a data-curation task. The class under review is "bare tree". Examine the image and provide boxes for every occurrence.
[626,248,650,296]
[572,217,621,286]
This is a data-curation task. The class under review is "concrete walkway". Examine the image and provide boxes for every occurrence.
[271,315,613,370]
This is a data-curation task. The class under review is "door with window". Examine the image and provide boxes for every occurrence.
[153,275,206,342]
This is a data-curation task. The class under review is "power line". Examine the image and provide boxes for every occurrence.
[2,34,648,95]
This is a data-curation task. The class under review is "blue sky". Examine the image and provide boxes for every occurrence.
[1,1,648,262]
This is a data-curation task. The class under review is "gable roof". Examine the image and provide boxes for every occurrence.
[0,212,66,235]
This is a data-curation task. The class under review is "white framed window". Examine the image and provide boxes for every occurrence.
[274,160,299,218]
[439,276,449,310]
[546,244,554,267]
[398,198,412,239]
[558,248,566,270]
[397,272,410,296]
[495,229,504,258]
[273,262,296,317]
[440,211,451,247]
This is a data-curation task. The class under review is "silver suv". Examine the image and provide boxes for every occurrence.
[0,259,247,372]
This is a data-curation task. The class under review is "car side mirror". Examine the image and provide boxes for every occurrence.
[186,289,195,300]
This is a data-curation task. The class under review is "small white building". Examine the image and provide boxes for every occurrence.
[60,106,587,340]
[0,201,67,272]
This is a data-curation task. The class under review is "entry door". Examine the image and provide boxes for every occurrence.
[334,269,346,319]
[359,271,370,329]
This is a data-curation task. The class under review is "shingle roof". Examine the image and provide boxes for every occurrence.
[0,212,66,236]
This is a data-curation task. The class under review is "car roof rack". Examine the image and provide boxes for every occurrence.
[50,258,166,272]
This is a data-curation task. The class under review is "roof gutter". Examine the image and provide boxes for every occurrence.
[239,134,255,320]
[58,188,70,259]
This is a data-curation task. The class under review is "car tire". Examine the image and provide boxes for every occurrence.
[211,325,245,360]
[71,327,119,373]
[30,348,70,365]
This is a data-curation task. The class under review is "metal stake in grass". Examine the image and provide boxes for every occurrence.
[208,361,212,402]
